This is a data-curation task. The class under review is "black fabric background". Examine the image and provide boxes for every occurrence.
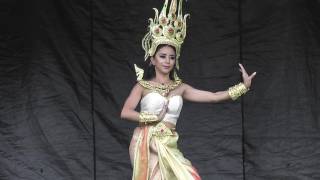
[1,0,320,179]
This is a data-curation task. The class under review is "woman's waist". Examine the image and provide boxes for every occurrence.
[140,109,180,117]
[139,120,176,131]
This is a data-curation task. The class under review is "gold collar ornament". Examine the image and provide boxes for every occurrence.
[134,0,189,81]
[138,80,182,97]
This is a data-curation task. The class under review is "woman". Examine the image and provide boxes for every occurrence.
[121,0,256,179]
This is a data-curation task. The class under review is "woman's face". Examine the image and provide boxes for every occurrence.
[151,45,176,76]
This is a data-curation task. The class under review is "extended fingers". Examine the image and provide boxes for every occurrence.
[249,72,257,79]
[239,63,249,75]
[238,63,246,71]
[162,101,169,111]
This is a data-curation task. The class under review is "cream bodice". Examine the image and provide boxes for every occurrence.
[140,92,183,125]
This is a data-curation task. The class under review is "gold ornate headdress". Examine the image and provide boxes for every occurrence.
[135,0,189,81]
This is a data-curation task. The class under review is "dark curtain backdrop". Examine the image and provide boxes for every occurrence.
[1,0,320,180]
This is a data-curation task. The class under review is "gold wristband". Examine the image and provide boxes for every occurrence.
[139,111,159,124]
[228,82,249,100]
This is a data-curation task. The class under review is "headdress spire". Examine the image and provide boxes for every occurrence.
[139,0,189,81]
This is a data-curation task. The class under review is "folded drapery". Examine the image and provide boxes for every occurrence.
[130,122,201,180]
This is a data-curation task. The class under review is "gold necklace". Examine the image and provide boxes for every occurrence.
[138,80,182,96]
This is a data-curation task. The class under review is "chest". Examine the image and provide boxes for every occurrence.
[140,92,183,113]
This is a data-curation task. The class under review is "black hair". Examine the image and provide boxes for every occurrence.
[142,44,179,81]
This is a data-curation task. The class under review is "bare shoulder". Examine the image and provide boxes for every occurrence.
[179,82,193,95]
[129,81,144,96]
[122,82,144,111]
[135,80,151,96]
[181,82,192,88]
[180,82,193,90]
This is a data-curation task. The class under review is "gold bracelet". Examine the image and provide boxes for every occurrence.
[139,111,159,124]
[228,82,249,100]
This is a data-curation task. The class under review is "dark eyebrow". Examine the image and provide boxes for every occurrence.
[159,53,176,57]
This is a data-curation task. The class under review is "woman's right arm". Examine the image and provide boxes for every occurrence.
[120,83,143,122]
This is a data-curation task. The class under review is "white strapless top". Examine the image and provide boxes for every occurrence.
[140,92,183,125]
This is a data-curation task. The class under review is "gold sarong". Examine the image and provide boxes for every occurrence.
[129,122,201,180]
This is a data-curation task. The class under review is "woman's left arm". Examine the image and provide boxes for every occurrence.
[182,85,229,103]
[182,63,256,103]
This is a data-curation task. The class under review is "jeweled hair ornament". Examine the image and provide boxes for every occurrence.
[135,0,189,81]
[142,0,189,68]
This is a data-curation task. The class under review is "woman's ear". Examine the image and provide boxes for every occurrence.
[150,56,155,65]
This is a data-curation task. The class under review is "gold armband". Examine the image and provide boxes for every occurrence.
[139,111,159,125]
[228,82,249,100]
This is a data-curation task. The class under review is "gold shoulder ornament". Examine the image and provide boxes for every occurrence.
[134,64,144,81]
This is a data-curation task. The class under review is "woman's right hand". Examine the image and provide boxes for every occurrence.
[157,100,169,121]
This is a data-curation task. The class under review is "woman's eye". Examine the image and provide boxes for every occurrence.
[170,57,175,60]
[160,56,166,58]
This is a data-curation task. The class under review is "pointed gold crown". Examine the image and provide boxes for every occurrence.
[142,0,189,70]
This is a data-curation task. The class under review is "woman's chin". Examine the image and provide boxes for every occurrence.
[156,67,174,75]
[162,69,173,75]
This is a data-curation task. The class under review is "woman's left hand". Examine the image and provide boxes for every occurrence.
[239,63,257,88]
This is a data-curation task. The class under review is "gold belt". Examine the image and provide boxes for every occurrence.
[152,122,176,138]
